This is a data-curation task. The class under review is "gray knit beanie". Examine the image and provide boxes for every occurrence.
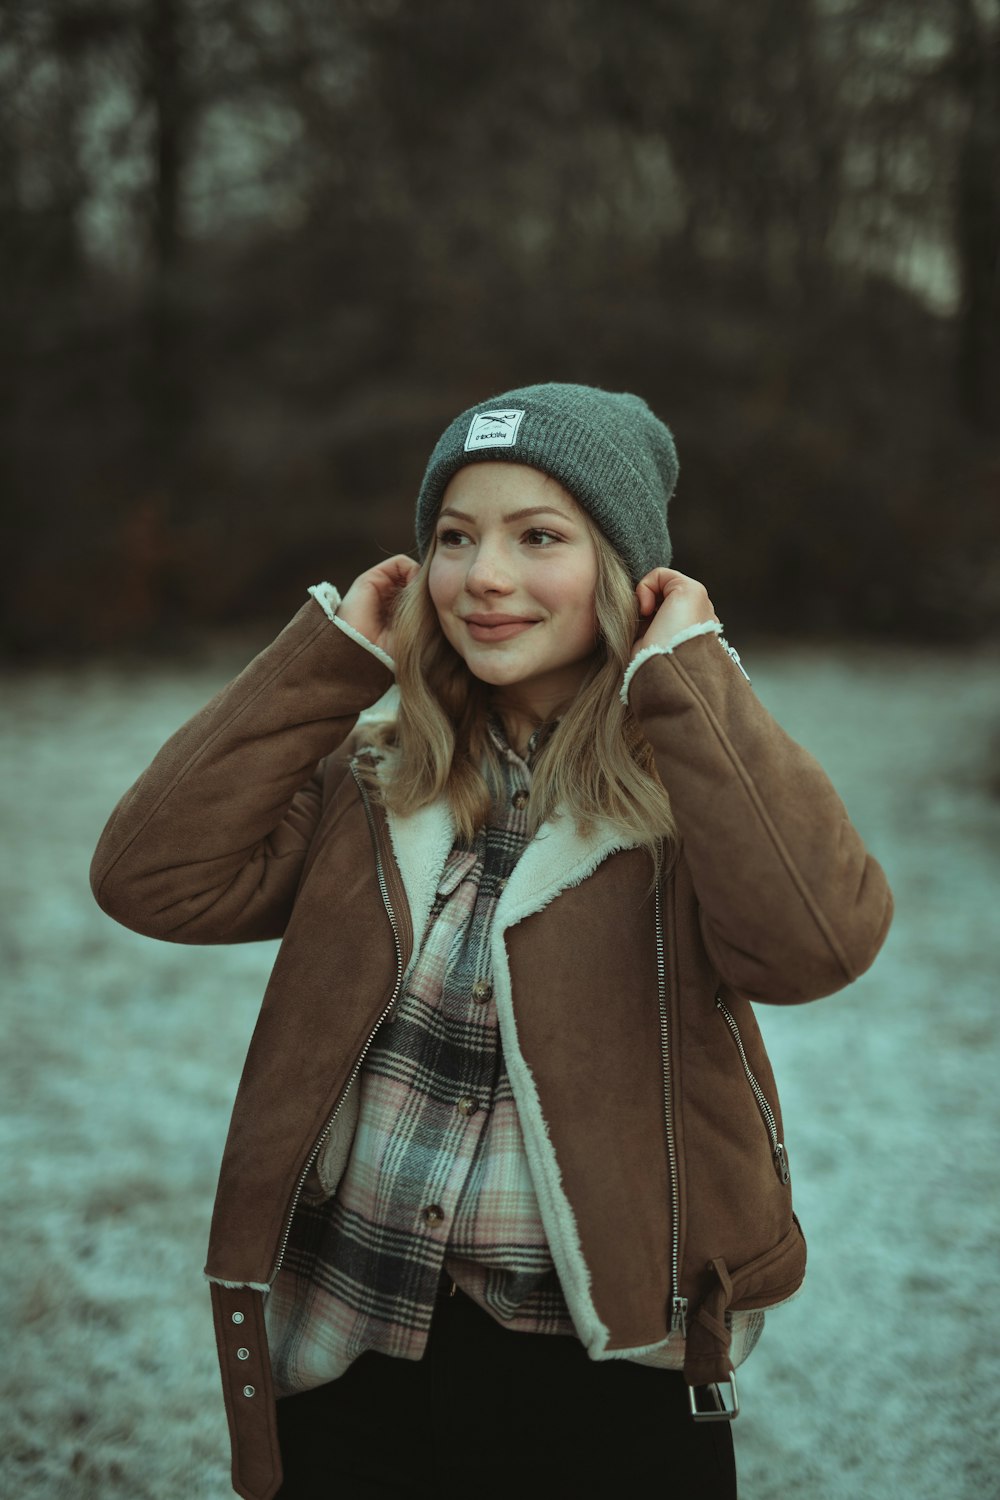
[414,382,677,585]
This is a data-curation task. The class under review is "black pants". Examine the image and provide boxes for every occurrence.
[275,1283,738,1499]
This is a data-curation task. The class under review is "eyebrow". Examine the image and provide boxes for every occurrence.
[437,505,576,525]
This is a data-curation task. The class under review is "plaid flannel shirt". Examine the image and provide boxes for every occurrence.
[265,713,763,1396]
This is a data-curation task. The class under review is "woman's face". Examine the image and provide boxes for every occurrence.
[428,463,601,715]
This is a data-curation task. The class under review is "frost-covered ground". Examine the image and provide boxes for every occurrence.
[2,634,998,1499]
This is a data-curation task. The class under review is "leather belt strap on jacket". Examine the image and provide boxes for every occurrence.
[683,1257,735,1388]
[210,1285,282,1500]
[684,1220,807,1391]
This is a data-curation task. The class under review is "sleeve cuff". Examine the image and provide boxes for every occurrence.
[307,582,397,675]
[619,620,750,706]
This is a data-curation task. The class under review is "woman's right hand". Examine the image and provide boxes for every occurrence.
[337,555,420,657]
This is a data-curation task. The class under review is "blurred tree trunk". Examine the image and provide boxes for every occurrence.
[791,3,843,302]
[139,0,194,511]
[953,0,1000,430]
[148,0,183,274]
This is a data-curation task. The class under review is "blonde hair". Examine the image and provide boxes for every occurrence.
[365,513,679,872]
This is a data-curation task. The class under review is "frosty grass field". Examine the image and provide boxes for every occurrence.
[2,632,998,1499]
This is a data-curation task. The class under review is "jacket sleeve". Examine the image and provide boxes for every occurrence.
[90,594,394,945]
[626,633,894,1004]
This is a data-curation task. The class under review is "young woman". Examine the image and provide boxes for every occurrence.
[91,383,893,1500]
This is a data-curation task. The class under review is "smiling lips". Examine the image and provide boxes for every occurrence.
[462,613,539,642]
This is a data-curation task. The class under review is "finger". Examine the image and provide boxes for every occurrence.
[386,554,419,584]
[639,567,685,603]
[371,560,415,601]
[636,580,660,616]
[643,566,684,586]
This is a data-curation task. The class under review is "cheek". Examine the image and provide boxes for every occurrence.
[427,563,463,644]
[566,587,600,652]
[545,563,598,625]
[575,603,600,651]
[427,561,450,615]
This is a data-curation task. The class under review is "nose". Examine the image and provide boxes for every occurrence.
[462,538,515,597]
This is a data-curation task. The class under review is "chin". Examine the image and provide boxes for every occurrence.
[464,662,523,687]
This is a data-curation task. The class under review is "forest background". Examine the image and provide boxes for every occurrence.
[3,5,1000,1499]
[2,0,998,656]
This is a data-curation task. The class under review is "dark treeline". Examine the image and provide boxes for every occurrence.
[2,0,998,655]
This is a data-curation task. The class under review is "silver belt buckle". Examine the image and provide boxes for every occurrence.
[688,1371,739,1422]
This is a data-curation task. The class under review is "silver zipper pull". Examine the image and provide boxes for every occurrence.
[718,635,751,682]
[671,1296,689,1337]
[774,1143,790,1184]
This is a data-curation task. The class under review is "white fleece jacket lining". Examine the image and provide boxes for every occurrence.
[206,1275,271,1292]
[619,620,724,706]
[307,581,396,674]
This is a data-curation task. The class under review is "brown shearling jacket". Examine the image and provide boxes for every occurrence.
[90,596,894,1500]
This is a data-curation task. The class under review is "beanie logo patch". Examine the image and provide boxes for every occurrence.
[464,409,526,452]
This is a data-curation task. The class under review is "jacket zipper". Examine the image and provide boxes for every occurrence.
[268,758,406,1283]
[654,851,687,1337]
[715,997,791,1184]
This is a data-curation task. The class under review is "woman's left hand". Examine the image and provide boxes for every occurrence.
[630,568,720,661]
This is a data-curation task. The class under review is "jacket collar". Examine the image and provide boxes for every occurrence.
[366,746,640,961]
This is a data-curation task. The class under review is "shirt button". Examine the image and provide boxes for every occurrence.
[512,789,529,810]
[471,980,493,1004]
[423,1204,445,1226]
[456,1096,479,1117]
